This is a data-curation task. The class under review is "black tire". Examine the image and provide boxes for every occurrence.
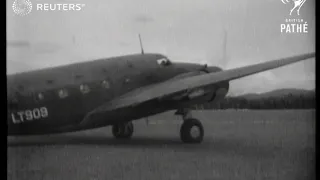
[122,122,134,138]
[180,118,204,143]
[112,122,134,139]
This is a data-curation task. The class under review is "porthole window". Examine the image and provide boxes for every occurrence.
[37,93,44,100]
[58,89,68,98]
[101,80,110,89]
[80,84,90,94]
[125,78,130,83]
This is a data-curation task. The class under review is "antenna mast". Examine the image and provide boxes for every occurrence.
[139,34,144,54]
[222,29,227,61]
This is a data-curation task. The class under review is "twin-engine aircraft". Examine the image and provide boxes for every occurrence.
[7,35,315,143]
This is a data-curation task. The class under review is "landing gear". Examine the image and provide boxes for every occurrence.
[176,108,204,144]
[112,122,134,139]
[180,118,204,143]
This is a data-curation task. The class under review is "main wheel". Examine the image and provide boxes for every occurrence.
[112,122,134,139]
[180,118,204,143]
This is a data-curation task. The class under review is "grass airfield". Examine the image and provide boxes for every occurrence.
[8,110,315,180]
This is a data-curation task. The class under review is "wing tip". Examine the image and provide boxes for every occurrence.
[302,52,315,58]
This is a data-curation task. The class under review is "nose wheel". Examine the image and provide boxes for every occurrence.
[112,122,134,139]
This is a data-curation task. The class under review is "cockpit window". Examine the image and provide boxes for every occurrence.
[157,58,171,66]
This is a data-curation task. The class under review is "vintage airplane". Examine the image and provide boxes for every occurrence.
[7,35,315,143]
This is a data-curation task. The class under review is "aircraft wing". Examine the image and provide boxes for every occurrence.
[82,52,315,122]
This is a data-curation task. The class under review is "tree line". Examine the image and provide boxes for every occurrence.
[193,93,315,110]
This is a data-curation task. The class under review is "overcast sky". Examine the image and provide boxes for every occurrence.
[7,0,315,95]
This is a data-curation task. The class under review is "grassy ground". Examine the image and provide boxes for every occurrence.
[7,110,315,180]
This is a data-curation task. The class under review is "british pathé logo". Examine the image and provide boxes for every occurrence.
[280,0,308,33]
[281,0,306,16]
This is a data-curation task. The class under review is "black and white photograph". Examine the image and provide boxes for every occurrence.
[7,0,315,179]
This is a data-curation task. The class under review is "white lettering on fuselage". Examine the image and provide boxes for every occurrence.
[11,107,48,124]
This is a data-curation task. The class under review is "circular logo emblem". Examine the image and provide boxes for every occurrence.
[12,0,33,16]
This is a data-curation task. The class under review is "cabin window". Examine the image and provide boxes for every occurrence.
[101,80,110,89]
[58,89,68,98]
[156,58,171,66]
[37,93,44,100]
[80,84,90,94]
[33,92,44,102]
[124,78,130,83]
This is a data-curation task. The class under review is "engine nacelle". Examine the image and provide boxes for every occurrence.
[188,89,205,99]
[170,66,229,105]
[201,66,229,103]
[209,83,229,103]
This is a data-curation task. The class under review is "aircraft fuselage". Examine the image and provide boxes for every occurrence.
[7,53,227,135]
